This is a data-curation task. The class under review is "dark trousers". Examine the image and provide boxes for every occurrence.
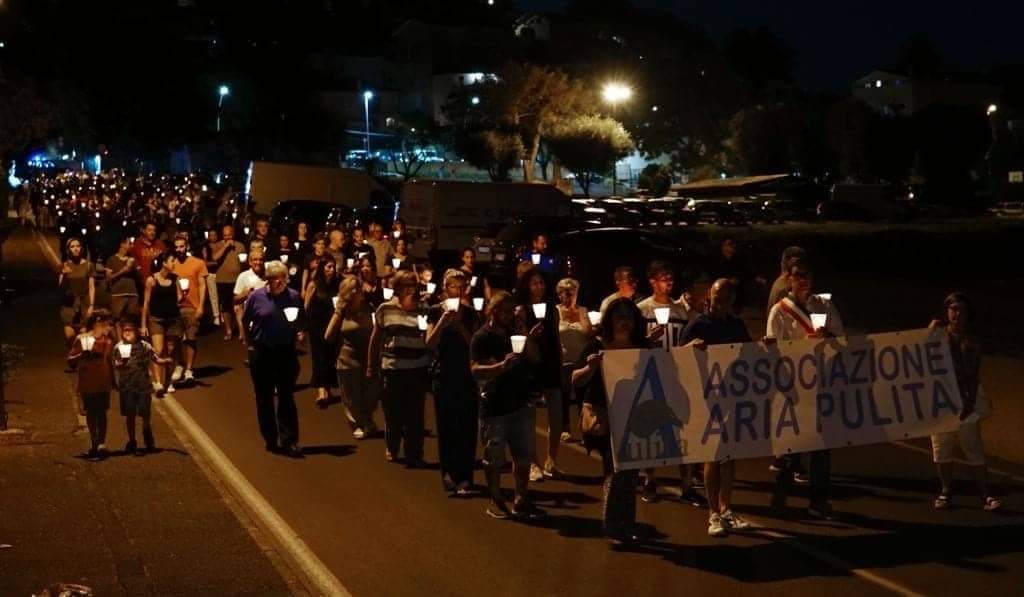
[381,368,428,460]
[596,439,638,532]
[775,449,831,505]
[82,392,110,449]
[434,376,479,486]
[249,344,300,448]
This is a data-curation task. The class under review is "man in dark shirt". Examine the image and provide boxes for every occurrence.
[470,290,545,520]
[680,278,753,538]
[243,260,307,458]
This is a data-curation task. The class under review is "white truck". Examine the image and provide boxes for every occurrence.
[245,160,393,213]
[398,180,571,259]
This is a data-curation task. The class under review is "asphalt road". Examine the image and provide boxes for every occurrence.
[8,227,1024,596]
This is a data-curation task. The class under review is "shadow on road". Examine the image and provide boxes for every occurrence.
[301,444,357,458]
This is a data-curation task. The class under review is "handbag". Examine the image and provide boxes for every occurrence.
[580,402,609,437]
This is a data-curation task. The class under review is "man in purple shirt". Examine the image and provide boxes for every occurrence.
[243,260,308,457]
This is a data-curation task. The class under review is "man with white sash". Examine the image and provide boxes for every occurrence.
[765,258,843,519]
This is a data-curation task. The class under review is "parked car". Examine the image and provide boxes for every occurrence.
[476,216,591,281]
[989,201,1024,218]
[759,199,811,222]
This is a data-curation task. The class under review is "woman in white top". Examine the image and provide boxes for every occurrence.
[556,278,591,443]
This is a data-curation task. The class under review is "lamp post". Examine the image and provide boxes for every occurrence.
[601,82,633,197]
[363,90,374,157]
[216,84,230,132]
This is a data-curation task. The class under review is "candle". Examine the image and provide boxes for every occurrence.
[392,257,401,269]
[382,287,394,300]
[346,258,355,269]
[588,311,601,325]
[531,253,541,265]
[417,314,428,331]
[289,267,298,276]
[532,303,547,319]
[178,278,190,291]
[654,307,670,325]
[238,253,248,263]
[810,313,828,329]
[510,335,527,354]
[117,343,132,359]
[473,297,485,311]
[444,298,460,312]
[280,254,288,264]
[426,282,436,294]
[81,335,96,351]
[283,307,299,322]
[470,276,478,287]
[332,296,339,310]
[816,293,833,301]
[244,226,250,235]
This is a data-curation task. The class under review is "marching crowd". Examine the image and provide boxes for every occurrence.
[32,171,1004,545]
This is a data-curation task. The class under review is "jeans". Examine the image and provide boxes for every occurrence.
[381,368,428,460]
[249,344,300,448]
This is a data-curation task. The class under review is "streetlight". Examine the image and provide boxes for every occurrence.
[987,103,998,116]
[216,84,230,132]
[601,82,633,196]
[471,95,481,105]
[363,90,374,156]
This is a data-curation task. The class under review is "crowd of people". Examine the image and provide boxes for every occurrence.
[30,170,1004,546]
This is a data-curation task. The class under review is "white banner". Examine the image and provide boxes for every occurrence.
[602,328,962,471]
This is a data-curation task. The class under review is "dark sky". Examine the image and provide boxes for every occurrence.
[520,0,1024,90]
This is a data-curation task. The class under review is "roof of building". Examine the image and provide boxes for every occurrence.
[671,174,791,192]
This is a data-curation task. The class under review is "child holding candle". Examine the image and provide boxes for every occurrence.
[67,310,116,461]
[114,321,173,454]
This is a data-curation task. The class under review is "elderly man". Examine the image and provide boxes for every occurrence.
[242,260,307,458]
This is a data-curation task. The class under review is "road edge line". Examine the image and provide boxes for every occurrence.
[157,395,351,597]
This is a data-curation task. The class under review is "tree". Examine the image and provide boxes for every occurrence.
[492,64,594,182]
[387,112,443,181]
[637,164,672,196]
[546,115,633,197]
[453,128,524,182]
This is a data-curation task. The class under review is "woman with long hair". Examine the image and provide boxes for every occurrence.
[59,236,96,346]
[459,246,491,301]
[140,251,183,395]
[301,233,328,295]
[572,297,651,543]
[928,292,1001,511]
[305,256,342,407]
[514,266,565,480]
[325,276,379,438]
[358,256,385,309]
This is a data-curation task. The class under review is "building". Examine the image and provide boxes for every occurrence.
[853,70,1000,116]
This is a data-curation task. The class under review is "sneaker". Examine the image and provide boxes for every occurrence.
[171,366,184,383]
[793,471,811,485]
[511,500,547,520]
[165,383,176,394]
[455,482,473,497]
[720,510,752,530]
[641,482,659,503]
[559,431,573,443]
[542,463,566,479]
[152,381,163,393]
[183,369,195,383]
[768,457,786,473]
[707,513,728,537]
[807,502,836,520]
[486,502,512,519]
[679,488,707,508]
[352,428,366,440]
[529,463,544,483]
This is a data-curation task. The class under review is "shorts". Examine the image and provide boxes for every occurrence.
[148,316,182,338]
[60,297,86,326]
[110,295,140,322]
[931,421,986,466]
[480,405,535,469]
[120,390,152,417]
[217,282,235,313]
[179,307,200,341]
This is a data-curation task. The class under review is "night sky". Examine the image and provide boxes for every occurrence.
[521,0,1024,90]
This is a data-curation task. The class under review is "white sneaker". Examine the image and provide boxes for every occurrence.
[529,463,544,483]
[171,366,184,383]
[183,369,195,383]
[352,428,366,440]
[708,513,728,537]
[165,383,176,394]
[720,510,751,530]
[152,381,163,392]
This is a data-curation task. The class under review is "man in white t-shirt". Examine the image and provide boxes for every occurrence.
[233,250,267,342]
[765,258,843,520]
[635,261,706,508]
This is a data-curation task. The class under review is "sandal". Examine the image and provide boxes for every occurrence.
[933,493,951,509]
[982,496,1002,511]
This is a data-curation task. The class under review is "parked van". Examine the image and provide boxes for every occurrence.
[245,161,395,217]
[398,180,571,259]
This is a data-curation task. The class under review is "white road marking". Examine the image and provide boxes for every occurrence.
[157,395,352,597]
[35,228,349,597]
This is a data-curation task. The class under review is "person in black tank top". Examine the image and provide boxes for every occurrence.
[141,252,182,394]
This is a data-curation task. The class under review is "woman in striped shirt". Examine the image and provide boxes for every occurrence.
[367,270,431,467]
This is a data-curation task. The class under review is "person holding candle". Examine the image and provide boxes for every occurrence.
[459,246,491,302]
[212,224,246,340]
[367,270,431,467]
[598,266,642,316]
[681,278,754,537]
[141,251,183,395]
[114,321,172,455]
[514,266,565,480]
[765,258,844,519]
[366,222,393,277]
[200,227,222,328]
[325,276,380,439]
[357,255,385,309]
[927,292,1001,512]
[417,262,439,305]
[106,236,140,338]
[243,260,308,458]
[304,257,342,408]
[67,309,116,461]
[168,234,207,388]
[293,221,312,258]
[518,232,557,276]
[471,291,546,520]
[303,233,329,294]
[59,237,96,348]
[556,278,590,444]
[426,269,481,494]
[572,297,651,542]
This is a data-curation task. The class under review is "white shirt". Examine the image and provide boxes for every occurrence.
[233,269,267,297]
[766,294,844,341]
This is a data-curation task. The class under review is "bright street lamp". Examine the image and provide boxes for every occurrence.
[363,90,374,156]
[216,84,230,132]
[987,104,998,116]
[471,96,481,105]
[601,82,633,106]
